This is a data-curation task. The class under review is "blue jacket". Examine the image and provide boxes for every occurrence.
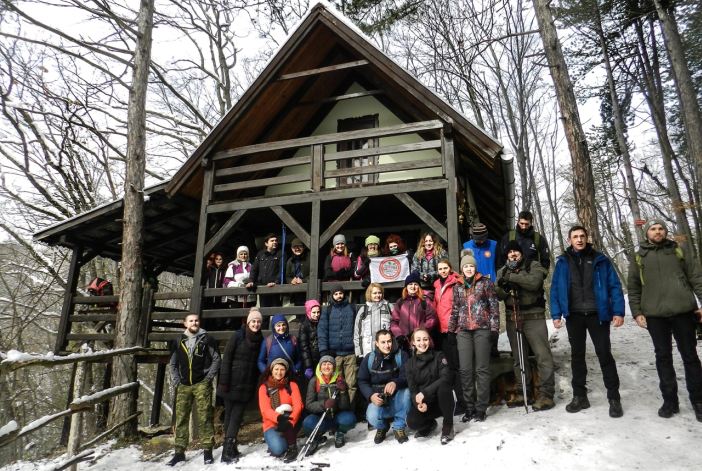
[318,299,356,356]
[462,239,498,281]
[257,315,301,373]
[550,247,625,323]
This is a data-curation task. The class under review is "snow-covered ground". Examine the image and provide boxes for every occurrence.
[5,319,701,471]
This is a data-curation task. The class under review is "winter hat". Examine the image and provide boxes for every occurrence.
[247,308,263,325]
[365,235,380,247]
[643,219,668,239]
[270,358,289,371]
[319,355,335,366]
[236,245,249,255]
[271,314,288,329]
[404,272,421,287]
[333,234,346,246]
[460,249,477,268]
[290,238,304,248]
[471,223,488,241]
[505,240,523,255]
[304,299,321,319]
[330,284,344,295]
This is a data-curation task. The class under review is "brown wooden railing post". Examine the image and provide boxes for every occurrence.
[55,245,83,354]
[312,144,324,192]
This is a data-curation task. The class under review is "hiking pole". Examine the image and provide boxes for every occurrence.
[297,390,338,461]
[510,288,529,414]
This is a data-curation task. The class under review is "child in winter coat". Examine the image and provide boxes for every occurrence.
[258,358,303,462]
[391,273,437,351]
[405,328,454,445]
[258,314,302,374]
[318,285,358,402]
[450,250,499,423]
[412,232,448,292]
[299,300,321,381]
[302,356,356,453]
[354,282,393,359]
[324,234,352,281]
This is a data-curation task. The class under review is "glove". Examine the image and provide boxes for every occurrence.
[335,378,348,392]
[323,398,337,410]
[305,368,314,379]
[276,413,292,432]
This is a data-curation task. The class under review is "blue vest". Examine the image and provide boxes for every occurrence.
[462,239,498,280]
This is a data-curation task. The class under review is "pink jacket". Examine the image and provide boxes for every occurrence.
[390,295,437,338]
[433,272,461,333]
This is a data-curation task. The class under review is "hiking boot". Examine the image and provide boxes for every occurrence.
[305,435,327,456]
[203,448,214,465]
[692,402,702,422]
[166,452,185,466]
[394,428,409,444]
[506,393,525,408]
[334,431,346,448]
[414,420,437,438]
[473,410,486,422]
[532,396,555,412]
[440,425,454,445]
[658,402,679,418]
[373,428,388,444]
[609,399,623,418]
[282,444,298,463]
[461,409,475,423]
[221,438,234,464]
[565,396,590,413]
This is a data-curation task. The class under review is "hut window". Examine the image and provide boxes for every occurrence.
[336,114,379,187]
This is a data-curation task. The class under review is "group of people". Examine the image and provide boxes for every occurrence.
[168,211,702,466]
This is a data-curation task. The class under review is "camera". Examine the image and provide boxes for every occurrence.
[377,392,389,405]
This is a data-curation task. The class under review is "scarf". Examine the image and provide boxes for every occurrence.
[266,376,289,410]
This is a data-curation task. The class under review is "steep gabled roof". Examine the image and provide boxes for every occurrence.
[165,1,503,200]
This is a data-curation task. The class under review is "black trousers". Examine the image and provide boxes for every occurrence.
[406,383,454,431]
[647,312,702,404]
[435,333,465,409]
[223,399,248,440]
[566,312,620,400]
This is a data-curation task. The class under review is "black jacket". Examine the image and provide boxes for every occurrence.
[497,226,551,270]
[406,350,452,405]
[217,326,263,401]
[251,249,280,285]
[357,345,408,400]
[169,330,220,386]
[298,317,320,371]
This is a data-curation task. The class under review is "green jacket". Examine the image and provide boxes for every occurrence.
[627,240,702,318]
[496,260,548,321]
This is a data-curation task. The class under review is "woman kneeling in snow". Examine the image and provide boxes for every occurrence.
[406,328,455,445]
[302,355,356,455]
[258,358,303,462]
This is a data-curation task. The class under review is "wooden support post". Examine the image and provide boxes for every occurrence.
[55,246,83,354]
[150,362,166,427]
[67,351,88,471]
[308,200,321,301]
[139,283,154,347]
[442,128,460,268]
[191,165,214,315]
[270,206,311,248]
[319,197,367,247]
[311,144,324,192]
[395,193,448,242]
[203,209,247,255]
[60,363,78,446]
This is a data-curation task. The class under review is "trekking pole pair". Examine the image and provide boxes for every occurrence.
[297,390,338,460]
[510,288,529,414]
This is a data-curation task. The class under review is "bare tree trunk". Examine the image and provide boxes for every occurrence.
[653,0,702,234]
[533,0,601,246]
[109,0,155,438]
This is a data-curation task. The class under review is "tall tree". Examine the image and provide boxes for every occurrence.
[109,0,155,438]
[533,0,602,245]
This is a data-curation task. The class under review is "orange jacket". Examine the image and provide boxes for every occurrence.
[258,381,303,432]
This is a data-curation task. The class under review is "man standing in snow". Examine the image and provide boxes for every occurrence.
[496,210,551,270]
[627,220,702,422]
[550,225,625,418]
[168,313,221,466]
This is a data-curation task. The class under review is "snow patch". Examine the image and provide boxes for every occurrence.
[0,420,18,438]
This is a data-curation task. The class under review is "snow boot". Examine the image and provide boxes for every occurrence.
[692,402,702,422]
[373,428,388,444]
[221,438,239,464]
[393,428,409,444]
[473,410,486,422]
[460,409,475,423]
[334,431,346,448]
[506,393,525,408]
[166,451,185,466]
[565,396,590,413]
[203,448,214,464]
[282,444,298,463]
[657,402,679,419]
[532,396,555,411]
[440,425,454,445]
[414,420,437,438]
[608,399,623,418]
[305,435,327,457]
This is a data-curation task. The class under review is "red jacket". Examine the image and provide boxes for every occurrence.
[433,272,461,333]
[258,380,303,432]
[390,295,437,337]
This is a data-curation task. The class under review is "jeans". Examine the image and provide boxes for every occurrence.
[263,428,296,457]
[366,387,411,430]
[566,313,620,400]
[302,411,357,435]
[647,312,702,404]
[456,329,492,412]
[506,318,555,398]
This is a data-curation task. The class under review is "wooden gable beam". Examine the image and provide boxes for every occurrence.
[297,89,384,106]
[277,59,369,81]
[270,206,311,248]
[204,209,247,255]
[319,197,367,247]
[394,193,448,242]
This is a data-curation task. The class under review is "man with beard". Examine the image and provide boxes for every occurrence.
[496,211,550,270]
